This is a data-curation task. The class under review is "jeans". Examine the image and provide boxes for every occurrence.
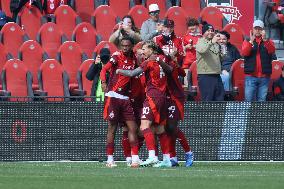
[245,76,270,101]
[220,73,230,91]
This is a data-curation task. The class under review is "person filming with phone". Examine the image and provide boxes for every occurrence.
[241,19,275,101]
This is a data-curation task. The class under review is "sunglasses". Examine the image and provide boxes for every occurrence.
[149,11,160,16]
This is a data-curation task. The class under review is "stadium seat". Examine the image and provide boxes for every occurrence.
[91,5,119,41]
[187,61,201,101]
[223,23,245,53]
[128,5,149,29]
[70,0,96,22]
[38,59,70,101]
[77,59,95,100]
[109,0,135,20]
[178,0,206,19]
[268,60,284,99]
[57,41,88,91]
[0,59,33,101]
[53,5,82,40]
[0,22,29,58]
[16,5,47,40]
[0,43,12,90]
[18,40,49,90]
[72,22,101,58]
[37,22,67,59]
[94,41,118,57]
[165,6,187,37]
[0,0,12,18]
[229,59,245,101]
[144,0,172,19]
[199,6,228,31]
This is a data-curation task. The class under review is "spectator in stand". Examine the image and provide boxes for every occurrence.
[43,0,69,21]
[196,22,226,101]
[182,17,202,89]
[153,19,184,66]
[109,15,141,48]
[11,0,43,20]
[0,11,7,30]
[241,20,275,101]
[86,48,111,101]
[141,4,163,41]
[272,66,284,100]
[218,30,241,94]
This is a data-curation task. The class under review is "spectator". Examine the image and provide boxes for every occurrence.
[141,4,163,41]
[218,30,241,93]
[86,48,110,101]
[196,23,226,101]
[11,0,43,21]
[182,17,202,88]
[272,66,284,101]
[109,15,141,48]
[241,20,275,101]
[42,0,69,21]
[0,11,7,30]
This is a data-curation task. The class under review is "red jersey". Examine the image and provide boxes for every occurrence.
[100,51,136,96]
[140,56,167,98]
[182,32,202,69]
[153,34,184,65]
[45,0,67,14]
[167,62,186,101]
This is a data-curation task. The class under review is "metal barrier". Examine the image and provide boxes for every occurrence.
[0,99,283,161]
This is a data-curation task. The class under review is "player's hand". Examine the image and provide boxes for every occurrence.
[184,43,193,50]
[101,82,107,92]
[116,69,122,74]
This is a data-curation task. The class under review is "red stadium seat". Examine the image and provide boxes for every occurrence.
[229,59,245,101]
[72,22,100,59]
[179,0,205,19]
[16,5,46,40]
[38,59,70,101]
[268,60,284,99]
[94,41,118,56]
[0,43,12,90]
[188,61,201,101]
[0,59,33,101]
[109,0,134,20]
[54,5,82,40]
[77,59,95,100]
[37,22,66,59]
[165,6,187,37]
[57,41,88,90]
[0,0,12,18]
[223,23,245,52]
[91,5,118,41]
[200,6,227,31]
[70,0,96,22]
[0,22,29,58]
[128,5,149,29]
[145,0,172,19]
[18,40,48,90]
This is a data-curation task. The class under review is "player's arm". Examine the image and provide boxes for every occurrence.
[116,67,143,77]
[100,62,112,92]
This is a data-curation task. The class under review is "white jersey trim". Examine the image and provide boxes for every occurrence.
[105,91,129,100]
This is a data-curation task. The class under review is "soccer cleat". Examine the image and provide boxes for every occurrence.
[106,161,117,168]
[139,157,159,167]
[170,159,179,167]
[185,152,194,167]
[153,159,172,168]
[130,162,140,168]
[126,161,132,167]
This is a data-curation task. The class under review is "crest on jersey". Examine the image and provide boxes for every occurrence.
[206,0,242,23]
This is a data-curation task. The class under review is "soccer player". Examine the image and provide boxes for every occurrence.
[100,37,141,168]
[116,41,172,167]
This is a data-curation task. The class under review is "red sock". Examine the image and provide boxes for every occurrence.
[142,128,155,151]
[121,131,131,158]
[130,142,139,155]
[158,132,170,154]
[177,128,191,152]
[169,135,177,158]
[106,142,114,155]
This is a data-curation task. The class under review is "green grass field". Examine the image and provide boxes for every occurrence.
[0,162,283,189]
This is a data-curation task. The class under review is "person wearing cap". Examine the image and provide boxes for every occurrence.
[153,18,184,66]
[196,23,226,101]
[141,4,163,41]
[242,19,275,101]
[86,48,110,101]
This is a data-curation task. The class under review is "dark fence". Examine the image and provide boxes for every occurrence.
[0,99,283,161]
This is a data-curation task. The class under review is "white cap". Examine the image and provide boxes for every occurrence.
[149,4,159,12]
[253,20,264,28]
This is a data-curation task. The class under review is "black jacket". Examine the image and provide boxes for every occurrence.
[221,43,241,72]
[86,63,103,96]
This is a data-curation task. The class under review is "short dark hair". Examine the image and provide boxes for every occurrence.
[187,17,199,27]
[219,31,231,40]
[142,41,163,54]
[120,36,134,45]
